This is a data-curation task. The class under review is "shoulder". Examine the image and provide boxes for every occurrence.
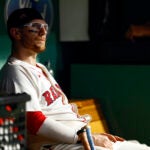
[0,62,22,76]
[0,61,31,82]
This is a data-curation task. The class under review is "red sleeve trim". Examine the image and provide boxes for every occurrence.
[26,111,46,135]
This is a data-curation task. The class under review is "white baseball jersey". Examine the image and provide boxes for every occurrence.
[0,57,88,149]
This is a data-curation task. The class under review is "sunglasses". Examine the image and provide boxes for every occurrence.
[23,22,49,32]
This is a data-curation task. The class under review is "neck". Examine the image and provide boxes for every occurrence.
[11,47,37,66]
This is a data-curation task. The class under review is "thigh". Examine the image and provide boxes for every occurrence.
[49,144,109,150]
[50,144,84,150]
[113,141,150,150]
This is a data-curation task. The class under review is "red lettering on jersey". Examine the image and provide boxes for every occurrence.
[50,86,61,100]
[42,91,53,105]
[42,85,62,106]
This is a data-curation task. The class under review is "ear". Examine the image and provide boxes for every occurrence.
[9,28,22,40]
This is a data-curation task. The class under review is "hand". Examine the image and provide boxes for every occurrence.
[100,133,125,142]
[92,134,113,150]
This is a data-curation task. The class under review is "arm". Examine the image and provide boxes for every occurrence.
[0,65,79,144]
[126,23,150,40]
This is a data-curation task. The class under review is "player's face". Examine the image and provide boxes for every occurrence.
[20,19,48,53]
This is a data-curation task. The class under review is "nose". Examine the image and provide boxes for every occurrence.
[39,26,48,35]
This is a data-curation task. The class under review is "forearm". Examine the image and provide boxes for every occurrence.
[126,24,150,39]
[132,25,150,37]
[37,117,78,144]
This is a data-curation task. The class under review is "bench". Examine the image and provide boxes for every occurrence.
[70,98,108,134]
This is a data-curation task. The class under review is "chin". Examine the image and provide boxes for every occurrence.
[36,46,46,53]
[41,46,46,51]
[38,48,46,53]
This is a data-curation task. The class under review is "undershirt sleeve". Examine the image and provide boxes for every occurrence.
[37,117,78,144]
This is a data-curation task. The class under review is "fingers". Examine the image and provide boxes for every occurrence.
[114,135,125,142]
[100,133,117,142]
[92,133,124,149]
[100,133,125,142]
[92,134,113,150]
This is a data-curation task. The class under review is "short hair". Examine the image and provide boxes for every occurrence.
[7,8,44,38]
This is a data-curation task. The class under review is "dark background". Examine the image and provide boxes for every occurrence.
[58,0,150,97]
[57,0,150,144]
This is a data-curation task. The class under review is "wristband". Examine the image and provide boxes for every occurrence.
[77,128,86,135]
